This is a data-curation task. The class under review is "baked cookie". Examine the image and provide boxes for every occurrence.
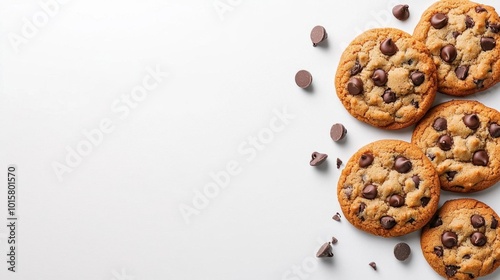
[337,140,440,237]
[412,100,500,193]
[413,0,500,96]
[421,199,500,279]
[335,28,437,130]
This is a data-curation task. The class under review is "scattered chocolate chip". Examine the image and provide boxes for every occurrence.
[388,194,405,207]
[463,254,471,259]
[421,197,430,207]
[392,4,410,21]
[310,25,327,47]
[446,265,460,277]
[446,171,457,181]
[350,60,363,76]
[411,100,419,108]
[438,135,453,151]
[455,65,469,80]
[442,231,458,248]
[434,246,443,257]
[441,45,457,63]
[472,150,489,166]
[433,118,447,131]
[369,262,377,270]
[372,69,388,86]
[382,89,396,103]
[492,216,498,229]
[471,214,485,228]
[316,242,334,258]
[470,232,487,246]
[295,70,313,89]
[410,71,425,86]
[347,77,363,95]
[489,123,500,138]
[481,37,496,51]
[358,202,366,216]
[476,6,487,13]
[489,23,500,33]
[474,79,484,88]
[380,216,396,229]
[412,175,420,188]
[310,152,328,166]
[359,153,374,168]
[394,156,412,173]
[336,158,342,169]
[430,216,443,228]
[452,31,461,39]
[362,184,378,199]
[463,114,480,130]
[431,13,448,29]
[331,236,338,244]
[465,15,475,29]
[330,123,347,141]
[394,242,411,261]
[332,212,341,222]
[380,38,398,56]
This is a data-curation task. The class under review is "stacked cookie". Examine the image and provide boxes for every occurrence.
[335,0,500,279]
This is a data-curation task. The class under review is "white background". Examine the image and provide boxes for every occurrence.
[0,0,500,279]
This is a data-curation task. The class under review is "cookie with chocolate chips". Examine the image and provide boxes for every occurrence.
[421,199,500,279]
[412,100,500,193]
[413,0,500,96]
[337,140,440,237]
[335,28,437,130]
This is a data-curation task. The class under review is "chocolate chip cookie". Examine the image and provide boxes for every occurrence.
[412,100,500,193]
[413,0,500,96]
[335,28,437,130]
[337,140,440,237]
[421,199,500,279]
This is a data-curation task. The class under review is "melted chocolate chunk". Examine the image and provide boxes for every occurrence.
[350,60,363,76]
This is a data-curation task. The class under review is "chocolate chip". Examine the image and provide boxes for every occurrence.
[316,242,333,258]
[310,25,327,47]
[392,4,409,21]
[372,69,388,86]
[463,254,471,259]
[336,158,342,169]
[465,15,475,28]
[476,6,487,13]
[407,218,415,223]
[332,212,341,222]
[380,38,398,56]
[471,214,485,228]
[442,231,458,248]
[481,37,496,51]
[344,186,353,199]
[310,152,328,166]
[438,135,453,151]
[430,216,443,228]
[362,184,378,199]
[369,262,377,270]
[489,23,500,33]
[411,100,419,108]
[330,123,347,141]
[455,65,469,80]
[380,216,396,229]
[474,79,484,88]
[446,171,457,181]
[410,71,425,86]
[446,265,460,277]
[394,156,412,173]
[428,153,436,160]
[472,150,488,166]
[412,175,420,188]
[358,202,366,216]
[434,246,443,257]
[382,89,396,103]
[463,114,480,130]
[406,59,413,65]
[492,216,498,229]
[359,153,374,168]
[350,60,363,76]
[295,70,313,89]
[433,118,447,131]
[440,45,457,63]
[452,31,461,38]
[421,197,430,207]
[347,77,363,95]
[388,194,405,207]
[431,13,448,29]
[470,232,487,246]
[489,123,500,137]
[331,236,338,244]
[394,242,411,261]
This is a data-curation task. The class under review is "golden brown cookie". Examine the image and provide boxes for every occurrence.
[412,100,500,193]
[337,140,440,237]
[421,199,500,279]
[335,28,437,130]
[413,0,500,96]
